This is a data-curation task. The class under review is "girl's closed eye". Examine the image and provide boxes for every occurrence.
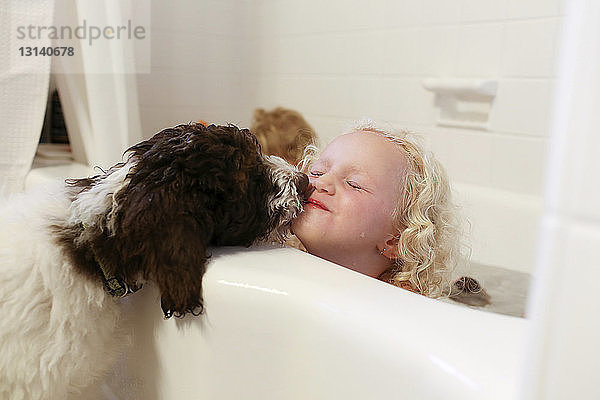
[309,170,324,177]
[346,180,363,190]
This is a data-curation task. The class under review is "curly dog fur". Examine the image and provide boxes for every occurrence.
[0,122,310,399]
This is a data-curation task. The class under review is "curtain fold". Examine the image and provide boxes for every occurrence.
[0,0,55,196]
[53,0,143,170]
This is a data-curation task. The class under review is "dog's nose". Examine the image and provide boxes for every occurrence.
[297,172,312,199]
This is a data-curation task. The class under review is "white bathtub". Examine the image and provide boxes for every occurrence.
[80,245,526,400]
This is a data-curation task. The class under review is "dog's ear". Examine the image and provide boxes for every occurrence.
[109,130,217,318]
[153,212,211,319]
[114,180,213,318]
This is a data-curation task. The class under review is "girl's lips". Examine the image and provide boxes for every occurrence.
[306,198,330,211]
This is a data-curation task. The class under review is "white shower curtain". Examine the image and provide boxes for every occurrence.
[53,0,143,170]
[0,0,143,196]
[0,0,54,196]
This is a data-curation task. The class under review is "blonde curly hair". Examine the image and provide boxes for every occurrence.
[297,119,465,297]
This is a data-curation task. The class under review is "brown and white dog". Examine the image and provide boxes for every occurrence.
[0,123,311,399]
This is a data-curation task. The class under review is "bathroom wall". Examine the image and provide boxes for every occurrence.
[136,0,565,273]
[244,0,563,194]
[136,0,250,134]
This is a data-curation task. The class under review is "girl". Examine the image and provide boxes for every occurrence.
[291,120,464,297]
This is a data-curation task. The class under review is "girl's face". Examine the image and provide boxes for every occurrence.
[292,131,407,276]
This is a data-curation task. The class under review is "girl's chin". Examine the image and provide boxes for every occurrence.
[291,211,315,231]
[290,217,302,235]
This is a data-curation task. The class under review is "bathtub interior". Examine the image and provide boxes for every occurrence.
[445,261,530,317]
[80,245,526,400]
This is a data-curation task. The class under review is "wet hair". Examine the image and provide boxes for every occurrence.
[298,119,466,297]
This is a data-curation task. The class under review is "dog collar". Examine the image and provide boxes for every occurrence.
[97,265,142,298]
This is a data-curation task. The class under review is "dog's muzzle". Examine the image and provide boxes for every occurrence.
[296,172,313,201]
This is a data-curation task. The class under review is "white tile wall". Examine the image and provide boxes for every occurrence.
[137,71,241,109]
[489,79,554,136]
[382,0,422,28]
[416,26,459,75]
[455,23,504,77]
[506,0,563,19]
[502,19,560,77]
[421,0,461,25]
[136,0,566,272]
[139,0,562,186]
[378,78,436,126]
[490,134,548,195]
[433,127,494,186]
[382,28,419,75]
[136,0,246,136]
[148,31,242,74]
[460,0,507,22]
[149,0,239,37]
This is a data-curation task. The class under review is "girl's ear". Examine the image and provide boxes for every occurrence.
[378,234,400,260]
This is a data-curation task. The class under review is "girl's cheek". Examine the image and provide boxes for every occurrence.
[354,197,386,217]
[343,196,369,213]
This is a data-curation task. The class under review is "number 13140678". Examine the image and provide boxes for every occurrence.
[19,46,74,56]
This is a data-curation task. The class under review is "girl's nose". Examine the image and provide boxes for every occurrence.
[312,173,335,194]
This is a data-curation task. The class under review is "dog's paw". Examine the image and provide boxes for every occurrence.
[161,298,204,319]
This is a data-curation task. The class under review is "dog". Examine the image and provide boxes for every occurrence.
[0,122,311,399]
[250,107,317,166]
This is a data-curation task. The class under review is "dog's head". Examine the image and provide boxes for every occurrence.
[65,123,311,318]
